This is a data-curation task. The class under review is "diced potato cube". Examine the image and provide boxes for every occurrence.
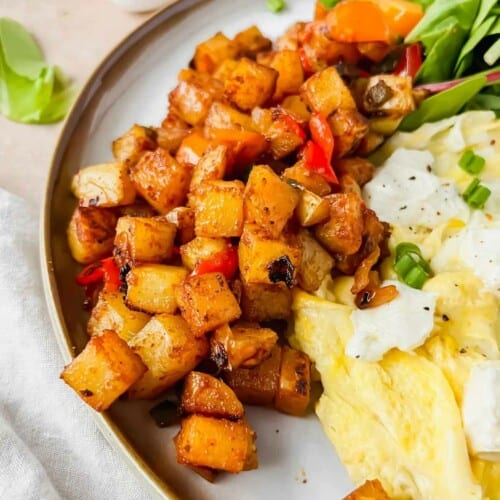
[274,346,311,416]
[339,174,362,197]
[265,50,304,101]
[213,59,239,82]
[362,75,415,116]
[204,101,255,131]
[282,162,331,196]
[112,125,157,167]
[189,466,218,483]
[177,68,224,95]
[118,202,157,218]
[296,189,330,227]
[72,162,136,207]
[168,81,215,126]
[130,148,191,214]
[244,165,300,238]
[87,291,150,342]
[191,180,244,238]
[155,117,190,154]
[211,323,278,370]
[301,66,355,116]
[224,58,278,111]
[355,130,385,156]
[224,345,282,405]
[67,207,117,264]
[128,314,208,399]
[314,193,364,255]
[114,216,176,265]
[175,131,211,167]
[297,230,334,292]
[61,329,147,411]
[234,26,272,58]
[180,371,244,419]
[165,206,195,244]
[328,108,368,158]
[190,144,233,191]
[180,237,229,271]
[125,264,188,314]
[336,157,375,186]
[193,32,239,74]
[238,224,302,286]
[281,95,312,122]
[344,479,390,500]
[175,415,255,473]
[276,21,306,51]
[175,273,241,336]
[240,281,292,322]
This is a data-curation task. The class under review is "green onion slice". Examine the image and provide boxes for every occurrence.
[458,150,486,175]
[462,178,491,209]
[319,0,339,8]
[266,0,286,13]
[393,242,433,289]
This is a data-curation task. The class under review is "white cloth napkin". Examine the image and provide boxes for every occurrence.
[0,189,151,500]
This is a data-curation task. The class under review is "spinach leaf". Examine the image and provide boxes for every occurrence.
[466,92,500,116]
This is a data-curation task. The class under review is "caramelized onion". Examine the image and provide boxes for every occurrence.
[355,284,399,309]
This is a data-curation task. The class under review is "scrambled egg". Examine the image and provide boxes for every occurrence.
[291,112,500,499]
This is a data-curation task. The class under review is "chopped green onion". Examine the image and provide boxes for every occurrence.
[394,254,417,277]
[266,0,285,13]
[462,178,491,209]
[458,150,485,175]
[393,242,433,289]
[319,0,339,8]
[404,266,430,289]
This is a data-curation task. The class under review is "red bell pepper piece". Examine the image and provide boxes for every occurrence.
[279,111,306,141]
[303,140,339,184]
[309,112,334,163]
[393,43,422,80]
[75,257,122,292]
[298,48,314,75]
[76,261,105,287]
[192,246,239,280]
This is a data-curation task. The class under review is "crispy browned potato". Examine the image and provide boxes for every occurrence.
[61,329,147,411]
[130,148,191,214]
[244,165,300,238]
[155,116,190,154]
[281,95,312,122]
[180,236,229,271]
[180,371,244,419]
[112,125,157,167]
[344,479,390,500]
[210,324,278,370]
[224,345,282,406]
[355,130,385,156]
[296,188,330,227]
[274,346,311,416]
[336,157,375,186]
[193,32,239,74]
[234,26,272,59]
[175,272,241,336]
[204,101,255,131]
[67,207,117,264]
[175,131,212,167]
[175,415,256,473]
[128,314,208,399]
[125,264,188,314]
[328,108,368,158]
[165,206,195,245]
[114,215,176,265]
[169,81,217,126]
[224,58,278,111]
[87,291,150,342]
[71,162,136,208]
[191,180,245,238]
[314,193,364,256]
[189,144,233,191]
[297,230,334,292]
[276,22,306,51]
[240,280,292,322]
[118,201,157,218]
[362,75,415,117]
[340,174,362,197]
[282,161,331,196]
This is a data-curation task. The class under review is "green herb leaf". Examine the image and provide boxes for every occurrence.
[462,178,491,209]
[319,0,339,8]
[266,0,285,13]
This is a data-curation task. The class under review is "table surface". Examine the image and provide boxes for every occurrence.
[0,0,150,206]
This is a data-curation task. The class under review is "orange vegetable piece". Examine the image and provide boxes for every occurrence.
[176,131,211,166]
[378,0,424,39]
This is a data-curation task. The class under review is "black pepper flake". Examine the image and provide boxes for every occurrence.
[423,306,430,311]
[459,348,467,354]
[442,314,449,322]
[267,255,295,288]
[399,205,407,211]
[426,165,432,172]
[355,355,360,359]
[409,176,416,180]
[80,389,94,397]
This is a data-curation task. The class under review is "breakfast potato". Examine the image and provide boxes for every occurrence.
[301,66,356,116]
[175,273,242,336]
[297,230,334,293]
[128,314,209,399]
[175,131,211,167]
[189,144,233,191]
[296,188,330,227]
[211,324,278,370]
[168,80,217,126]
[240,281,292,321]
[344,479,390,500]
[238,224,302,286]
[274,346,311,416]
[155,116,190,154]
[276,21,305,51]
[175,415,256,473]
[224,345,282,406]
[259,50,304,101]
[204,101,255,131]
[67,207,117,264]
[244,165,300,238]
[281,95,312,122]
[61,329,147,411]
[340,174,362,197]
[336,157,375,186]
[112,125,157,167]
[72,162,136,207]
[213,59,238,81]
[125,264,188,314]
[114,215,176,265]
[234,26,272,59]
[180,236,229,271]
[165,206,195,244]
[193,32,239,73]
[118,201,157,218]
[130,148,191,214]
[362,75,415,117]
[191,180,245,238]
[282,161,331,196]
[180,371,244,419]
[355,130,385,156]
[328,108,368,158]
[314,193,364,256]
[224,58,278,111]
[87,291,151,342]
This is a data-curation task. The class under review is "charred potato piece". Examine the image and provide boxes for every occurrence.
[344,480,390,500]
[180,236,229,272]
[61,329,147,411]
[282,162,331,196]
[244,165,300,238]
[314,193,364,256]
[175,272,241,336]
[296,188,330,227]
[175,415,256,473]
[180,371,244,419]
[328,108,368,158]
[114,216,176,265]
[274,346,311,416]
[128,314,209,399]
[234,26,272,58]
[204,101,255,131]
[224,345,282,406]
[130,148,191,214]
[211,324,278,370]
[190,144,233,191]
[125,265,188,314]
[193,32,239,74]
[67,207,117,264]
[175,131,211,167]
[336,157,375,187]
[224,58,278,111]
[112,125,157,167]
[87,291,150,342]
[191,180,245,238]
[362,75,415,117]
[165,206,195,245]
[240,281,292,322]
[71,162,136,208]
